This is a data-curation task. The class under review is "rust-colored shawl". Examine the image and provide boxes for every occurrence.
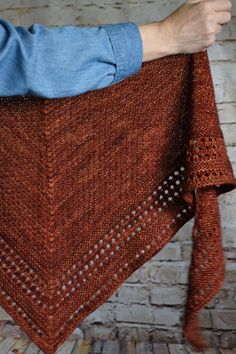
[0,50,236,354]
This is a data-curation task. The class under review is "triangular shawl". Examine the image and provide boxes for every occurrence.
[0,50,236,353]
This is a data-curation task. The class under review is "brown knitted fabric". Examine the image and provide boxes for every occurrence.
[0,50,236,354]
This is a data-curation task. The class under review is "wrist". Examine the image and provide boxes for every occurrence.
[138,21,178,62]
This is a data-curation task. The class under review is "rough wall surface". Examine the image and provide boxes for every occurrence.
[0,0,235,347]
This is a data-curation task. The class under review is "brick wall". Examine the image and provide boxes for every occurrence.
[0,0,235,347]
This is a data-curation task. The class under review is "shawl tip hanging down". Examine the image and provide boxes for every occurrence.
[0,50,236,354]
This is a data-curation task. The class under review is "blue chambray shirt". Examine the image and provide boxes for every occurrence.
[0,18,143,98]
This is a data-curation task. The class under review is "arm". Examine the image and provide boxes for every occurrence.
[138,0,232,61]
[1,1,231,98]
[0,18,143,98]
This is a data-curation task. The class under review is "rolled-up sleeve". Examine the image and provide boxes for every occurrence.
[0,18,143,98]
[100,22,143,85]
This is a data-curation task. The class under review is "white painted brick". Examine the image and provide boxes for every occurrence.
[198,309,212,328]
[205,294,217,309]
[136,327,153,341]
[208,41,236,61]
[0,1,21,9]
[126,264,150,284]
[181,242,192,260]
[0,0,51,9]
[0,306,13,321]
[220,331,236,348]
[214,288,236,309]
[107,290,118,303]
[170,220,193,242]
[0,1,235,29]
[216,18,236,40]
[225,261,236,284]
[219,203,236,225]
[0,322,24,337]
[152,307,181,326]
[211,309,236,330]
[222,225,236,247]
[217,103,236,124]
[203,329,222,347]
[227,146,236,162]
[232,162,236,177]
[219,189,236,205]
[151,327,183,343]
[210,62,236,103]
[125,270,140,284]
[116,326,139,341]
[21,0,51,7]
[117,284,149,304]
[233,1,236,16]
[221,124,236,145]
[115,303,154,324]
[153,242,182,261]
[150,286,186,305]
[149,261,189,284]
[80,323,115,340]
[224,247,236,260]
[3,1,234,29]
[85,302,115,323]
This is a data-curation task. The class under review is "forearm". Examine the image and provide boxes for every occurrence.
[138,21,177,62]
[138,0,232,60]
[0,19,142,98]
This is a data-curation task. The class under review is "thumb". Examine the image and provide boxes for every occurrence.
[187,0,206,4]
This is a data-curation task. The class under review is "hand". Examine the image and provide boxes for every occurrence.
[139,0,232,62]
[158,0,232,54]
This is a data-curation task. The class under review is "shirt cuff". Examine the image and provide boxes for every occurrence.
[99,22,143,85]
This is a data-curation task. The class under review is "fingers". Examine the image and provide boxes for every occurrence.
[206,0,232,12]
[197,1,232,34]
[214,11,232,25]
[189,0,232,12]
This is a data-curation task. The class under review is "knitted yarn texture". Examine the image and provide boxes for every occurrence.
[0,50,236,354]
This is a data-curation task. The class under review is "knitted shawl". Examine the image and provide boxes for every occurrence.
[0,50,236,354]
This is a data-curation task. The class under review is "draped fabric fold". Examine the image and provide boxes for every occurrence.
[183,187,225,351]
[0,50,236,353]
[180,50,236,351]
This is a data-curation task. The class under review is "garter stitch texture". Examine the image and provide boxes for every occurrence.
[0,50,236,354]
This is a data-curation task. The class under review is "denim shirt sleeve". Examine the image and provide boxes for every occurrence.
[0,18,143,98]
